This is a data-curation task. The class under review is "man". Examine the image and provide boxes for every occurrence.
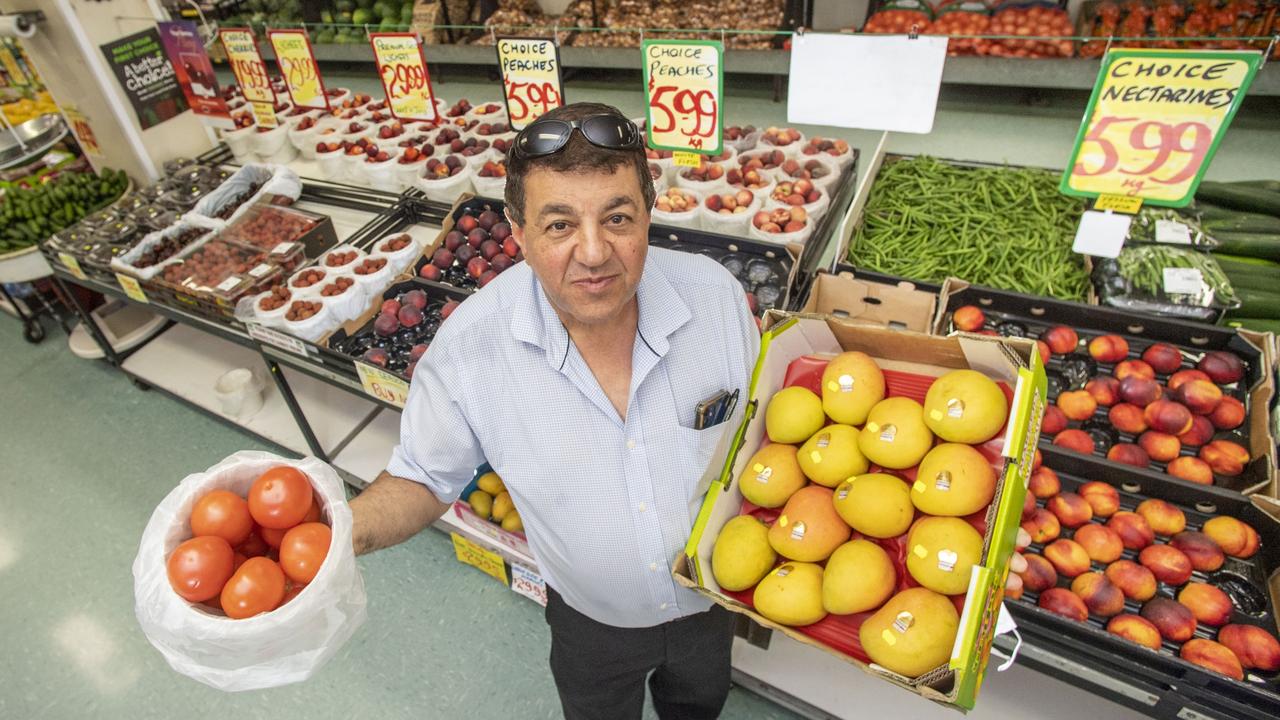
[351,102,759,719]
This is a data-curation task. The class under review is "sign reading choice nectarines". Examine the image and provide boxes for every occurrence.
[642,39,723,155]
[369,32,440,123]
[495,37,564,130]
[219,28,277,128]
[1061,49,1261,208]
[268,29,328,110]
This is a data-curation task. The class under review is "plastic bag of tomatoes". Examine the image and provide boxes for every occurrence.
[861,0,934,34]
[928,1,994,56]
[132,451,366,691]
[987,0,1075,58]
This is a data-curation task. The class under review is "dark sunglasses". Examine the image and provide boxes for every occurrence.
[511,114,643,160]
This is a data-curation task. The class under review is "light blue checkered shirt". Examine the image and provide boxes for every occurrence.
[387,246,759,628]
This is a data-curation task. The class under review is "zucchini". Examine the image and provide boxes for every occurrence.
[1196,181,1280,217]
[1232,180,1280,193]
[1204,212,1280,234]
[1222,272,1276,294]
[1210,231,1280,261]
[1213,253,1280,268]
[1231,287,1280,319]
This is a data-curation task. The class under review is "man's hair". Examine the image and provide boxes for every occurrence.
[503,102,655,227]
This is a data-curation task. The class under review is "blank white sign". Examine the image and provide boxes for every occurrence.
[787,33,948,134]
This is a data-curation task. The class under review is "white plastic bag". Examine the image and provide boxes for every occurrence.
[188,164,304,228]
[221,125,255,161]
[748,216,814,246]
[132,451,367,692]
[416,164,475,203]
[370,232,424,275]
[283,300,338,342]
[471,170,507,199]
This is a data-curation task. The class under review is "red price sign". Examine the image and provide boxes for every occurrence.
[268,29,328,110]
[495,38,564,129]
[1061,49,1260,207]
[641,39,723,155]
[369,32,439,123]
[219,28,275,105]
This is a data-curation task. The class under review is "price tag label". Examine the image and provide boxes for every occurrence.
[354,360,410,408]
[1072,209,1133,259]
[1155,219,1193,245]
[250,100,278,129]
[510,562,547,607]
[1061,49,1261,207]
[270,242,298,256]
[215,275,243,293]
[1095,194,1144,214]
[495,37,564,130]
[219,28,276,105]
[451,532,508,585]
[1163,267,1205,294]
[58,252,87,280]
[642,39,723,155]
[248,322,310,356]
[268,29,328,110]
[115,274,149,303]
[369,33,439,122]
[672,151,702,167]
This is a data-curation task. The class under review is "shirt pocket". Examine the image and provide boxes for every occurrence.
[674,423,734,513]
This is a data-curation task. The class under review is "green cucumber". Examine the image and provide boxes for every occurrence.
[1210,231,1280,261]
[1205,212,1280,234]
[1231,287,1280,318]
[1196,181,1280,217]
[1232,180,1280,193]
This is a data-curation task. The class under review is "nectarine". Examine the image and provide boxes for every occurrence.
[1138,544,1193,586]
[1078,481,1121,518]
[1019,553,1058,593]
[1180,638,1243,680]
[1071,572,1126,617]
[1178,582,1234,627]
[1088,334,1129,364]
[1138,431,1181,463]
[1167,456,1215,485]
[1202,516,1260,558]
[1198,440,1249,477]
[1085,376,1121,407]
[1106,559,1158,601]
[1039,587,1089,622]
[1135,499,1186,536]
[1045,538,1092,578]
[1107,614,1163,650]
[1108,403,1149,435]
[1054,429,1096,455]
[1141,343,1183,374]
[1170,531,1225,572]
[1074,523,1124,563]
[1141,597,1197,642]
[1047,493,1093,529]
[1218,624,1280,672]
[1108,512,1155,550]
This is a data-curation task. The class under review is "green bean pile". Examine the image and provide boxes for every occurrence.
[1115,245,1238,305]
[851,156,1090,300]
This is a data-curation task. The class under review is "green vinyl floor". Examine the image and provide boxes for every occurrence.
[0,312,798,720]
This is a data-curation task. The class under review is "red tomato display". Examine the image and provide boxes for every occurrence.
[248,466,314,529]
[167,536,235,603]
[279,522,332,584]
[190,490,255,546]
[220,557,287,619]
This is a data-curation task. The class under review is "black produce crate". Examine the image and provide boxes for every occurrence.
[786,148,862,311]
[1010,449,1280,719]
[936,281,1275,495]
[325,279,470,383]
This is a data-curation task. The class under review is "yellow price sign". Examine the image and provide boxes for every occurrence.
[451,532,508,585]
[218,28,276,105]
[369,33,439,122]
[641,39,723,155]
[1095,194,1144,214]
[495,37,564,130]
[115,274,149,303]
[58,253,87,280]
[249,100,278,128]
[354,360,410,408]
[268,29,328,110]
[1061,49,1261,207]
[672,151,702,167]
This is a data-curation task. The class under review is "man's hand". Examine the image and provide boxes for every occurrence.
[350,471,452,555]
[1005,527,1032,596]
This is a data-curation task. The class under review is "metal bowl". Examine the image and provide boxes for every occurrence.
[0,113,67,166]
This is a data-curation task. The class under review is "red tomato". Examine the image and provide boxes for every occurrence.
[167,536,235,602]
[248,466,314,529]
[190,490,254,546]
[238,529,269,558]
[279,522,332,584]
[302,497,323,524]
[282,581,306,605]
[233,552,248,571]
[220,557,287,619]
[259,524,288,549]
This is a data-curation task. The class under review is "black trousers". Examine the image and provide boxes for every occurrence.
[544,587,735,720]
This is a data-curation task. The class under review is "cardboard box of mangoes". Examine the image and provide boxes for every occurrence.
[673,312,1049,711]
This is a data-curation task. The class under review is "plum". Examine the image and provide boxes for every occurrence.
[402,289,428,310]
[398,305,424,328]
[362,347,389,367]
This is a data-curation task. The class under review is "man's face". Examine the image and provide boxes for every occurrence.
[509,165,649,327]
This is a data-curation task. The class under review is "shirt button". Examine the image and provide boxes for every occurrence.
[638,502,647,512]
[649,562,658,571]
[626,439,636,450]
[660,602,669,610]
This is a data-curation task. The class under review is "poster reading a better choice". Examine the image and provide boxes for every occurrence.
[100,28,189,130]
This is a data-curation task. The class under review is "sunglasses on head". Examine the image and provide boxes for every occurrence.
[511,114,643,160]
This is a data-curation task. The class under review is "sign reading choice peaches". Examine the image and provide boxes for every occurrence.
[219,28,277,128]
[355,361,410,408]
[369,32,439,123]
[1061,49,1261,208]
[642,39,723,155]
[267,29,328,110]
[495,37,564,129]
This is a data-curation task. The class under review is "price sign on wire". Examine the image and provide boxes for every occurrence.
[1061,49,1261,208]
[355,361,410,408]
[451,532,508,585]
[268,29,328,110]
[115,274,149,303]
[369,32,440,123]
[510,563,547,606]
[495,37,564,130]
[219,29,275,105]
[641,39,723,155]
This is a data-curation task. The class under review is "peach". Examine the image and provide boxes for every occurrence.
[1119,376,1163,408]
[1138,431,1181,462]
[1135,499,1186,536]
[1180,638,1244,680]
[1041,325,1079,355]
[1058,390,1099,422]
[1197,351,1244,385]
[1108,403,1149,434]
[1173,379,1223,416]
[1019,553,1059,592]
[1036,340,1052,365]
[1021,508,1061,544]
[1218,624,1280,672]
[1048,493,1093,529]
[1168,456,1215,485]
[1169,369,1212,391]
[1079,481,1121,518]
[1107,614,1163,650]
[1178,415,1215,447]
[1085,376,1122,407]
[1071,572,1126,617]
[1138,544,1193,586]
[1045,538,1092,578]
[1208,396,1245,431]
[1141,597,1197,642]
[1115,359,1155,381]
[1178,582,1234,627]
[1107,443,1150,468]
[1202,516,1260,559]
[953,306,985,333]
[1022,489,1037,520]
[1144,400,1194,436]
[1033,448,1043,470]
[1108,512,1155,550]
[1039,587,1089,622]
[1170,531,1226,572]
[1054,429,1096,455]
[1075,523,1124,563]
[1142,343,1183,374]
[1106,559,1158,601]
[1198,440,1249,477]
[1088,334,1129,363]
[1028,467,1061,499]
[1042,405,1068,435]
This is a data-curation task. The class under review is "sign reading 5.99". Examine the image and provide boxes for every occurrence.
[642,39,723,155]
[268,29,328,110]
[369,32,439,123]
[496,38,564,130]
[1061,49,1260,207]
